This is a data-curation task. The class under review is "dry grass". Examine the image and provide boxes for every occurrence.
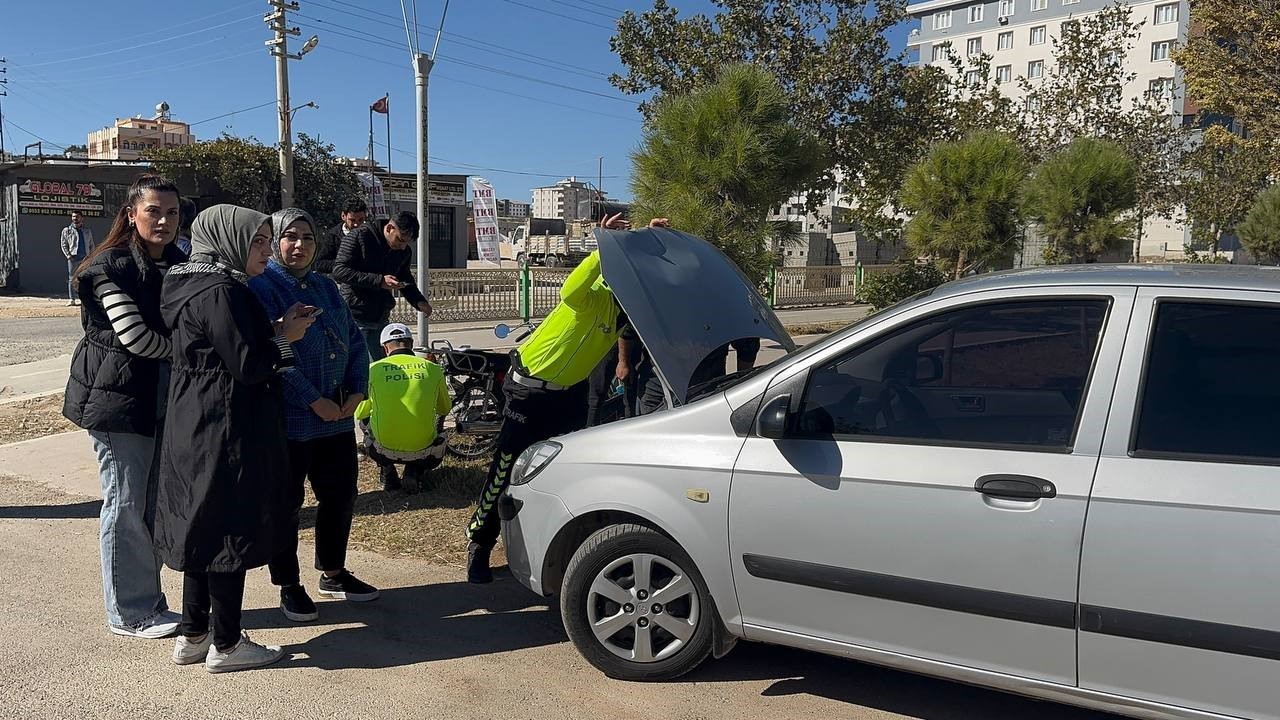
[785,322,844,337]
[298,453,505,568]
[0,394,76,445]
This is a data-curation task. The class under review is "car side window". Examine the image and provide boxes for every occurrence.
[794,299,1108,449]
[1133,301,1280,463]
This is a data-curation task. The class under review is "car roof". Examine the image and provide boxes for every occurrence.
[933,264,1280,299]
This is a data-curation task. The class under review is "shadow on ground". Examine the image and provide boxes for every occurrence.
[0,499,101,519]
[242,576,563,669]
[685,641,1119,719]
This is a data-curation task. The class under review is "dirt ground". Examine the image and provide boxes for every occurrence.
[0,295,81,320]
[0,394,76,445]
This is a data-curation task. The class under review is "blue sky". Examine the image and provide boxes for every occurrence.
[3,0,909,203]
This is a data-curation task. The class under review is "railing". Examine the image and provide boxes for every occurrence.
[390,264,883,324]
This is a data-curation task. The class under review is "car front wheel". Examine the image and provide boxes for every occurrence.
[561,524,714,680]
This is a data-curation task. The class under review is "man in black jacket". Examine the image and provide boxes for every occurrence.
[332,211,433,360]
[317,197,367,276]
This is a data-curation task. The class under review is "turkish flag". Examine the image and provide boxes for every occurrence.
[370,96,389,114]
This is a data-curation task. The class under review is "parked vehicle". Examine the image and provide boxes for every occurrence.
[501,262,1280,720]
[508,218,596,268]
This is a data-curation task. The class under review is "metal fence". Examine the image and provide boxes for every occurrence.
[391,264,883,324]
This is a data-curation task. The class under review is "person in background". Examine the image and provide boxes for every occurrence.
[173,198,197,256]
[355,323,451,492]
[317,197,367,276]
[688,338,762,389]
[62,174,186,640]
[332,211,432,361]
[60,212,95,305]
[465,214,666,583]
[155,204,315,673]
[250,207,378,623]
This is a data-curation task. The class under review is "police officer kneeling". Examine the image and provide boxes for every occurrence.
[355,323,451,493]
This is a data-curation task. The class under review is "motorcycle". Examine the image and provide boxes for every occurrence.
[430,321,536,459]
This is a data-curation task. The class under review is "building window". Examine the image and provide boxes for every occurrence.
[969,4,983,23]
[1026,96,1042,112]
[996,64,1012,83]
[966,37,983,55]
[1150,41,1172,61]
[931,43,949,61]
[1149,77,1175,97]
[934,10,952,30]
[997,31,1014,50]
[998,0,1015,16]
[965,70,983,86]
[1032,0,1047,9]
[1028,59,1045,79]
[1062,0,1079,4]
[1030,25,1046,44]
[1154,3,1178,24]
[1061,19,1079,36]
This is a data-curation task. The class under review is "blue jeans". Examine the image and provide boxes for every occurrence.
[90,428,168,627]
[360,323,386,361]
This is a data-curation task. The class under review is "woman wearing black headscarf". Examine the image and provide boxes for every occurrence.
[154,204,315,673]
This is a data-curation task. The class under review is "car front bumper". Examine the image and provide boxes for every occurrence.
[500,485,573,597]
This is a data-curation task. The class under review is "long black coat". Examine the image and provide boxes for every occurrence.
[154,266,295,573]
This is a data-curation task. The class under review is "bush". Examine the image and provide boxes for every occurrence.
[856,261,948,311]
[1238,185,1280,264]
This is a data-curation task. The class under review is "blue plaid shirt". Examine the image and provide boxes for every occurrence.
[249,261,369,441]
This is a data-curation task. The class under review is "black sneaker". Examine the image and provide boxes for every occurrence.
[318,570,380,602]
[379,464,401,492]
[280,584,318,622]
[467,542,493,584]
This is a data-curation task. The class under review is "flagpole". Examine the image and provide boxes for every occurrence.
[385,93,392,173]
[367,106,374,168]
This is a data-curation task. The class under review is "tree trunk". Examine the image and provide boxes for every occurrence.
[955,248,967,280]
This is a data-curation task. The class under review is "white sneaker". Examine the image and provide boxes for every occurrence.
[110,610,181,639]
[172,633,214,665]
[205,632,284,674]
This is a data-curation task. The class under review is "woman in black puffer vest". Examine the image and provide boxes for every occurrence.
[62,174,188,639]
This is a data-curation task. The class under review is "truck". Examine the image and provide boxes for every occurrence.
[505,218,598,268]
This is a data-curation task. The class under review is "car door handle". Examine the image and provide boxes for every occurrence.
[974,474,1056,500]
[952,394,986,412]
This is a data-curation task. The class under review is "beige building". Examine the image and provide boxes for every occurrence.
[531,176,601,223]
[88,103,195,161]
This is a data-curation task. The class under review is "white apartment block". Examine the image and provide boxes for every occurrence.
[531,176,599,223]
[907,0,1193,260]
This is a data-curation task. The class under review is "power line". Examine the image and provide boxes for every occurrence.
[495,0,616,31]
[373,139,621,179]
[19,14,262,68]
[5,118,67,151]
[9,48,260,89]
[18,2,258,57]
[320,44,639,122]
[294,14,637,105]
[545,0,622,21]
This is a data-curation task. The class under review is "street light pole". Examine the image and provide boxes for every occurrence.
[265,1,317,210]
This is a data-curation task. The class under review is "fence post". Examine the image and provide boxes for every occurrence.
[518,261,532,323]
[767,265,777,308]
[855,262,864,295]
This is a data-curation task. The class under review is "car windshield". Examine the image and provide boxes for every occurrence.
[683,287,941,403]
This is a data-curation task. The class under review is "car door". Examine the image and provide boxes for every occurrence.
[729,287,1133,685]
[1078,289,1280,720]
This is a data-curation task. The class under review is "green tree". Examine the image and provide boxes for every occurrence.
[855,260,948,311]
[1180,126,1272,258]
[1023,137,1137,264]
[1174,0,1280,174]
[293,133,362,229]
[612,0,927,233]
[1237,185,1280,264]
[900,131,1029,279]
[629,64,825,285]
[150,135,279,211]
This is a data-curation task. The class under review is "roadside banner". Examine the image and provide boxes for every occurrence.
[356,172,388,218]
[471,177,501,265]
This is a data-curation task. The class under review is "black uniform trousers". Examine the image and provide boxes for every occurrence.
[467,374,588,548]
[268,430,359,586]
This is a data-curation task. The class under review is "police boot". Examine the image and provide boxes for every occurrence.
[467,541,493,584]
[379,464,401,492]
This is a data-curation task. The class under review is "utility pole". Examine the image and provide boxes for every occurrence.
[0,58,8,160]
[265,1,318,210]
[597,156,604,219]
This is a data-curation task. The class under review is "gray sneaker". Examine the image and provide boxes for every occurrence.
[205,632,284,674]
[110,610,181,639]
[172,633,214,665]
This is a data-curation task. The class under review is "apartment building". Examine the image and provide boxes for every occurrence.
[531,176,601,222]
[496,198,531,218]
[87,103,195,161]
[907,0,1192,259]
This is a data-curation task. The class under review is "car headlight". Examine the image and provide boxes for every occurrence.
[509,441,562,486]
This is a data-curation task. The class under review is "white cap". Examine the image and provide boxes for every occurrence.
[379,322,413,345]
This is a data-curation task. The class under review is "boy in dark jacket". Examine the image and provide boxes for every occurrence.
[331,211,432,361]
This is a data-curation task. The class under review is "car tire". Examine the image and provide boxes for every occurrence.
[561,523,715,681]
[544,253,562,268]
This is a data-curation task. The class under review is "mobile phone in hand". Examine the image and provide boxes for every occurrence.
[304,306,323,317]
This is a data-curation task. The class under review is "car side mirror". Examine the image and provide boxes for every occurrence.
[757,394,792,439]
[916,352,944,384]
[494,323,511,339]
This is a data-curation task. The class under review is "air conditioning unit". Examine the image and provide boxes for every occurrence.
[998,16,1009,24]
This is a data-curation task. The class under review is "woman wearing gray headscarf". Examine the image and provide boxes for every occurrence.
[155,204,316,673]
[249,208,376,627]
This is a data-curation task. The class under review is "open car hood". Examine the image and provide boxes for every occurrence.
[596,227,796,404]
